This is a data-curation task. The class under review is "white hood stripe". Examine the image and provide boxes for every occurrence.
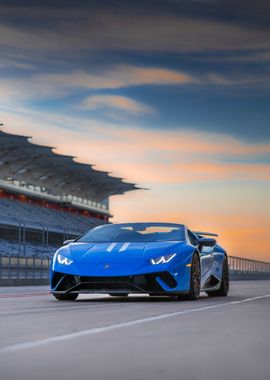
[106,243,118,252]
[106,242,131,253]
[119,242,131,252]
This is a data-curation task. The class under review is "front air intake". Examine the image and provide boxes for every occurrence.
[52,271,176,293]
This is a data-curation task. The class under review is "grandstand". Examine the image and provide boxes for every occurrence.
[0,130,139,259]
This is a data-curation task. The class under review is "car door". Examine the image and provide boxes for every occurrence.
[188,230,215,286]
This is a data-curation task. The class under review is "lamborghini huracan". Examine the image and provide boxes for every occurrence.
[50,222,229,301]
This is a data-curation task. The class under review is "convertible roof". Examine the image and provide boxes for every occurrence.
[0,130,141,201]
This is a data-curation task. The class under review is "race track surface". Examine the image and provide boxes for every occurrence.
[0,281,269,380]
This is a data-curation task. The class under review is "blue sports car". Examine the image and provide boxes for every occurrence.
[50,222,229,301]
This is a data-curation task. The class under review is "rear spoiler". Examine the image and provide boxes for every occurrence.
[193,231,218,237]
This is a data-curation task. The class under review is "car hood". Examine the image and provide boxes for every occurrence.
[64,241,186,264]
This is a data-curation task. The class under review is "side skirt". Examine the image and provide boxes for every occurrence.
[201,275,221,292]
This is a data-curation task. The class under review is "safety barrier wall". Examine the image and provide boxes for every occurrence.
[0,253,269,285]
[0,253,51,285]
[228,256,270,273]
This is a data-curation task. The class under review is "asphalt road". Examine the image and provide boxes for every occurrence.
[0,281,269,380]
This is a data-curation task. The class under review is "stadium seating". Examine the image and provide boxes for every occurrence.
[0,238,55,257]
[0,198,105,257]
[0,198,102,233]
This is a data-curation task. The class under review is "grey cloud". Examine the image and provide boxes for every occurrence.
[0,8,270,54]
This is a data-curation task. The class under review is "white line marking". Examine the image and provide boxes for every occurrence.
[106,243,117,252]
[0,294,269,355]
[119,242,131,252]
[0,292,48,299]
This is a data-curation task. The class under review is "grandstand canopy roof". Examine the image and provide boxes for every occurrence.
[0,130,141,201]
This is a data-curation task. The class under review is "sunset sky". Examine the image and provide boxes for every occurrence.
[0,1,270,261]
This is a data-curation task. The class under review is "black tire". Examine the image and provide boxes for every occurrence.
[179,253,201,300]
[53,293,78,301]
[207,256,229,297]
[109,293,129,297]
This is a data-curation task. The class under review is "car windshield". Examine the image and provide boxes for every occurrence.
[76,223,185,243]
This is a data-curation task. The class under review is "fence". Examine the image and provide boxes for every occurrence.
[0,253,51,285]
[228,256,270,273]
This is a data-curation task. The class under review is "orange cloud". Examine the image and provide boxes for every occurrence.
[48,127,270,185]
[38,65,193,91]
[0,65,193,104]
[108,128,270,156]
[83,95,154,115]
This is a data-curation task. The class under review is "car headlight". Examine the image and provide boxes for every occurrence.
[57,254,73,266]
[150,253,176,265]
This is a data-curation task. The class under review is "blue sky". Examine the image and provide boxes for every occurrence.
[1,1,270,140]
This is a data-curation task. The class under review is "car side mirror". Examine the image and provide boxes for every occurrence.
[199,238,216,247]
[63,239,75,246]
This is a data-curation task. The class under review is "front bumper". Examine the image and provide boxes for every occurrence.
[50,270,189,295]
